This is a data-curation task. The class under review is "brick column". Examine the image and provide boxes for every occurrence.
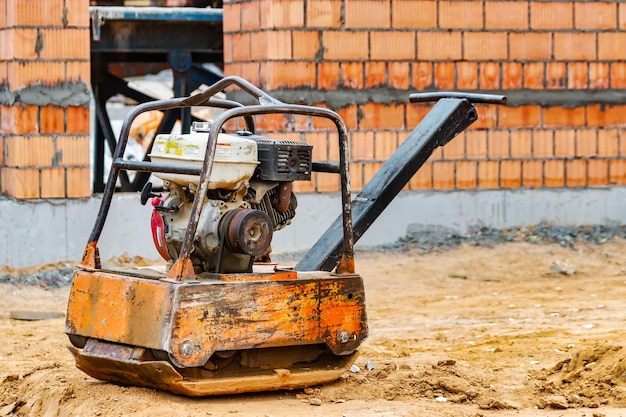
[0,0,91,199]
[223,0,626,194]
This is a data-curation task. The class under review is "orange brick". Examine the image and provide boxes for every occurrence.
[392,0,437,29]
[522,160,543,188]
[292,31,319,60]
[530,2,573,30]
[261,0,304,29]
[510,129,532,158]
[406,103,430,128]
[323,31,369,60]
[621,3,626,29]
[533,130,554,158]
[240,0,260,31]
[318,62,340,90]
[0,61,7,84]
[222,2,241,33]
[599,33,626,60]
[455,160,477,189]
[66,166,90,197]
[567,62,588,89]
[543,106,586,127]
[40,105,65,134]
[409,161,432,190]
[587,159,608,186]
[439,1,483,29]
[417,32,462,61]
[40,167,65,198]
[609,159,626,185]
[465,130,487,159]
[371,31,415,60]
[337,105,358,130]
[350,131,375,160]
[306,0,341,28]
[456,62,477,90]
[4,135,55,167]
[6,0,65,27]
[574,2,616,30]
[264,61,315,89]
[345,0,390,28]
[509,32,551,60]
[479,62,500,90]
[546,62,567,89]
[485,1,528,29]
[340,62,363,89]
[432,161,454,190]
[65,0,89,27]
[362,161,384,186]
[488,130,509,159]
[0,28,38,60]
[292,179,315,193]
[411,62,433,90]
[554,130,575,158]
[595,103,626,127]
[554,32,596,61]
[434,62,455,90]
[498,105,541,128]
[464,32,507,60]
[544,159,565,188]
[621,128,626,156]
[348,162,364,192]
[66,106,90,134]
[293,115,309,131]
[358,102,404,130]
[266,31,292,60]
[589,62,609,89]
[240,62,260,85]
[500,160,522,188]
[365,61,387,88]
[1,105,38,134]
[524,62,545,89]
[57,135,89,166]
[585,104,624,128]
[223,35,234,64]
[473,104,497,129]
[40,28,89,60]
[8,61,65,89]
[66,60,90,87]
[502,62,522,89]
[1,167,39,199]
[325,128,340,160]
[248,32,266,61]
[477,160,499,189]
[575,129,597,157]
[442,132,465,159]
[374,131,397,160]
[610,62,626,88]
[565,159,586,188]
[388,61,410,89]
[597,129,619,157]
[255,113,289,132]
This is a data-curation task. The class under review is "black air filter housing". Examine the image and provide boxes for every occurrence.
[239,133,313,182]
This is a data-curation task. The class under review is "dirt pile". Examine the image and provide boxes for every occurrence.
[538,344,626,408]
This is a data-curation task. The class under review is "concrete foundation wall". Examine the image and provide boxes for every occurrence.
[1,187,625,268]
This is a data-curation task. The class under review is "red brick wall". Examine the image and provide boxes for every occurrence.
[0,0,91,199]
[223,0,626,193]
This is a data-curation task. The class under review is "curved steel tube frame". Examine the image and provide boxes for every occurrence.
[81,76,354,280]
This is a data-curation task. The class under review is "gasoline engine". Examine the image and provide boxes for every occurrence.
[145,121,312,274]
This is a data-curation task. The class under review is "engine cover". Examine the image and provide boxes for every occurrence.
[147,124,311,274]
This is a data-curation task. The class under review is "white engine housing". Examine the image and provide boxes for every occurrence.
[149,126,259,190]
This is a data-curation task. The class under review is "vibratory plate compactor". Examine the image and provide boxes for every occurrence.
[65,76,506,396]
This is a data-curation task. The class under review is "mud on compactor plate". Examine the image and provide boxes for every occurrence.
[65,77,506,396]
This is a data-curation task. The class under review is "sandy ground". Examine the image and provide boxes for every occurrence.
[2,240,626,417]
